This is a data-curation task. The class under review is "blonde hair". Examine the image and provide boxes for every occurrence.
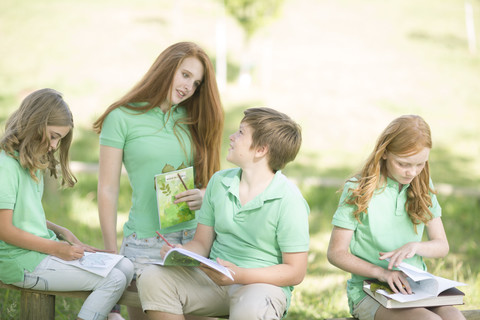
[345,115,434,231]
[93,42,223,187]
[242,107,302,172]
[0,88,76,187]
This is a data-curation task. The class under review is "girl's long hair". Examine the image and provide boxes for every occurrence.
[93,42,224,187]
[0,88,76,187]
[345,115,434,231]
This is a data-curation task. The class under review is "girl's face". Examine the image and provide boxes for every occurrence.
[47,125,70,152]
[383,147,430,185]
[168,56,204,107]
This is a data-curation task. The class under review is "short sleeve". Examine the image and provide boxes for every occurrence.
[331,181,359,230]
[0,158,18,210]
[99,108,129,149]
[276,192,310,253]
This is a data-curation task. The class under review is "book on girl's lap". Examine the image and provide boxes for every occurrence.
[154,165,195,228]
[51,252,125,277]
[363,262,466,309]
[146,247,234,281]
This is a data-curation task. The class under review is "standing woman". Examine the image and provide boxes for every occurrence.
[93,42,224,319]
[327,115,465,320]
[0,89,134,320]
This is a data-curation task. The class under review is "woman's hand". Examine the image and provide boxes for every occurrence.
[377,268,412,295]
[200,258,236,286]
[174,188,205,210]
[379,241,419,269]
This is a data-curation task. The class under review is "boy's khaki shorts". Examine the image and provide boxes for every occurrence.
[137,265,287,319]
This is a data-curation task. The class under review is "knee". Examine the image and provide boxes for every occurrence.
[117,257,135,285]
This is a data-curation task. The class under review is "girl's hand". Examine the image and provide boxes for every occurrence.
[54,242,85,261]
[378,268,412,295]
[199,258,236,286]
[174,189,204,210]
[379,242,419,269]
[59,231,98,253]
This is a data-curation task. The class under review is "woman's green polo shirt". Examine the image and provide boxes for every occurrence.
[100,105,195,238]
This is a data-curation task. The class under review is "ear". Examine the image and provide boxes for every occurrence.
[255,145,269,158]
[381,151,388,160]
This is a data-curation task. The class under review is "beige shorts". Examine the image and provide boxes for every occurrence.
[352,295,381,320]
[137,265,287,319]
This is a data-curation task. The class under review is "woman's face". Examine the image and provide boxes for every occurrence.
[383,147,430,185]
[168,56,204,106]
[46,125,70,152]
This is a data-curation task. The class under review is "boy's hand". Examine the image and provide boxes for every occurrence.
[160,243,182,259]
[174,189,204,210]
[200,258,236,285]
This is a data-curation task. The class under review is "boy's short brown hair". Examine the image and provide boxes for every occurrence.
[242,107,302,172]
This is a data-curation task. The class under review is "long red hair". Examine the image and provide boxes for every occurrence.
[93,42,224,187]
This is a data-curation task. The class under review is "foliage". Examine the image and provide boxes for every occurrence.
[219,0,285,39]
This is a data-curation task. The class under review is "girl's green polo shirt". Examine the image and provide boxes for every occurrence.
[0,150,55,284]
[198,168,310,311]
[332,177,441,313]
[100,105,195,238]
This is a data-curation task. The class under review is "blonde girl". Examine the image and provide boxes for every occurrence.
[327,115,465,320]
[0,88,134,320]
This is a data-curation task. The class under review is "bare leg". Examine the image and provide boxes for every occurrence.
[430,306,466,320]
[375,306,442,320]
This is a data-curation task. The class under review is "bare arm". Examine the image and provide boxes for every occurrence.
[379,217,449,269]
[97,145,123,253]
[327,226,411,294]
[0,209,84,260]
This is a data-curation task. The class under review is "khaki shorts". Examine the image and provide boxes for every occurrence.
[352,295,381,320]
[137,265,287,319]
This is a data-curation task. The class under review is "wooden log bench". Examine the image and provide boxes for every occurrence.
[2,280,480,320]
[0,280,228,319]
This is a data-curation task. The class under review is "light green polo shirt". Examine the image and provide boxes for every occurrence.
[0,150,56,284]
[100,104,195,238]
[198,168,310,311]
[332,177,441,313]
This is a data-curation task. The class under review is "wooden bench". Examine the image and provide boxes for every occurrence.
[0,281,228,319]
[326,309,480,320]
[3,280,480,320]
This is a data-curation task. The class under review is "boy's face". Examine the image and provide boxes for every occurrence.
[227,121,255,167]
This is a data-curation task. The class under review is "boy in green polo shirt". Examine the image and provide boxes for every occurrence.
[137,107,310,319]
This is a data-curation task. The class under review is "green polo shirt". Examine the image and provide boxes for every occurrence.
[332,177,441,312]
[0,150,56,284]
[198,168,310,310]
[100,104,195,238]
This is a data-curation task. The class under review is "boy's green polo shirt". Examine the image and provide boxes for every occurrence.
[332,177,441,312]
[198,168,310,310]
[0,150,55,284]
[100,104,195,238]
